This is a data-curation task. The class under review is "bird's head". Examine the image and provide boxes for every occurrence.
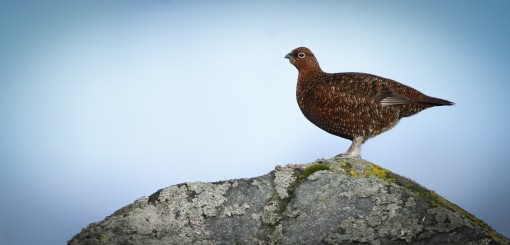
[285,47,322,73]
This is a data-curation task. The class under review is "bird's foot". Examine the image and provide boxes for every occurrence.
[335,153,361,159]
[337,137,364,159]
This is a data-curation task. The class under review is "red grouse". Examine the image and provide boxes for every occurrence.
[285,47,454,158]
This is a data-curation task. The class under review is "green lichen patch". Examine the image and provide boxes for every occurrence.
[386,171,509,244]
[338,160,397,182]
[363,164,396,183]
[99,232,110,244]
[301,163,331,179]
[268,163,334,226]
[489,230,510,245]
[430,191,509,244]
[284,163,334,193]
[289,163,333,193]
[339,161,360,177]
[335,159,509,243]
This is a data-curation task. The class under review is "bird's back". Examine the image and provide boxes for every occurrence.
[331,72,451,113]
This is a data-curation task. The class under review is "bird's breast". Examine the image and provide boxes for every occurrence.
[295,78,401,140]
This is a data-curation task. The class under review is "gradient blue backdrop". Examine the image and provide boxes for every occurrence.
[1,1,509,244]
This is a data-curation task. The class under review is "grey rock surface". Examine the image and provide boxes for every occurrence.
[68,158,509,245]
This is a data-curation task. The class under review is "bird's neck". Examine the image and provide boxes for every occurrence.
[298,65,323,79]
[296,67,323,108]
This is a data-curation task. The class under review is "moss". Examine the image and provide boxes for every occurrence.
[382,168,509,243]
[488,230,510,245]
[343,160,509,243]
[274,163,333,215]
[259,166,317,231]
[362,164,396,182]
[284,164,332,198]
[301,164,331,179]
[339,161,360,177]
[100,233,111,245]
[430,190,509,244]
[340,161,396,182]
[258,163,334,230]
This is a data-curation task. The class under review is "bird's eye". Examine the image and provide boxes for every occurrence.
[297,52,306,58]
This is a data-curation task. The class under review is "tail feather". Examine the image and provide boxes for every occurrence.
[418,96,454,106]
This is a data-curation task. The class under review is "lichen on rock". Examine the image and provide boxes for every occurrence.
[68,157,510,245]
[273,168,296,199]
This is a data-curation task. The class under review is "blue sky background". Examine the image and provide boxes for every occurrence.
[1,1,509,244]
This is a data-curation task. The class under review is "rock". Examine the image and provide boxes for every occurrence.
[68,158,509,245]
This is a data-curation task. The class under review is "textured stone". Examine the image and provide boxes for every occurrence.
[68,157,509,245]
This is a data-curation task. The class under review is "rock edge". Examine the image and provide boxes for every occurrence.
[68,158,509,245]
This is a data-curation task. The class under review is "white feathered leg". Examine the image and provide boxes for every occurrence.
[336,136,365,158]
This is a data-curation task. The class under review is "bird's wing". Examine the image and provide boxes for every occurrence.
[313,85,375,113]
[375,88,414,106]
[324,73,415,107]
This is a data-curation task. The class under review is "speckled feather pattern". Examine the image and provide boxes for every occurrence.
[286,47,453,156]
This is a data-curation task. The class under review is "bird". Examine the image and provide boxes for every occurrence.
[285,47,454,158]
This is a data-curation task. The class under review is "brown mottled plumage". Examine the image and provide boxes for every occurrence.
[285,47,454,158]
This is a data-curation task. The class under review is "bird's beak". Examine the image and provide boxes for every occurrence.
[285,53,295,65]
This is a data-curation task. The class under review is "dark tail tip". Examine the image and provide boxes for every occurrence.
[441,99,455,106]
[419,97,455,106]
